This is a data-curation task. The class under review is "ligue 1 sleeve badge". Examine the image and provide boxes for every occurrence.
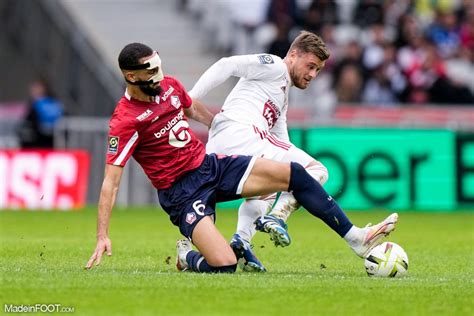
[258,54,274,64]
[108,136,119,154]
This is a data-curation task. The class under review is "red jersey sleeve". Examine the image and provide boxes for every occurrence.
[106,116,140,167]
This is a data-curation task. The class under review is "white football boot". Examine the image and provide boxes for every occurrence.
[351,213,399,258]
[176,239,192,271]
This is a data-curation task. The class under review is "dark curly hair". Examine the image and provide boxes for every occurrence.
[118,43,154,70]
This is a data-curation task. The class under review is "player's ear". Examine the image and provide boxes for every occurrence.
[288,49,298,62]
[124,71,136,82]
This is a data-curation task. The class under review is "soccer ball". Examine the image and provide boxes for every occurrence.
[364,242,409,277]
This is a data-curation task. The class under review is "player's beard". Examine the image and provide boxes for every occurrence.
[139,83,163,96]
[293,73,312,89]
[290,68,306,89]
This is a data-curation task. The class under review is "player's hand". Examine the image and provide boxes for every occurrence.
[85,236,112,269]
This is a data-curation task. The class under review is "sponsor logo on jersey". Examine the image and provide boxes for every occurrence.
[186,212,197,224]
[136,109,153,121]
[154,110,185,139]
[161,86,175,101]
[262,99,281,128]
[170,96,181,109]
[170,123,191,147]
[107,136,119,154]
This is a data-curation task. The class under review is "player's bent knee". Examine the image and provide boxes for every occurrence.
[306,161,329,185]
[206,252,237,267]
[209,263,237,273]
[289,162,313,191]
[211,258,237,267]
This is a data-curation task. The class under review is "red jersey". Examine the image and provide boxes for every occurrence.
[106,76,206,189]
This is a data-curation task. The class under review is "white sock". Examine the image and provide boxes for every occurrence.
[270,161,329,222]
[270,192,300,221]
[343,225,365,247]
[236,199,273,242]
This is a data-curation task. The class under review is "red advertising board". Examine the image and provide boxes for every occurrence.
[0,150,90,210]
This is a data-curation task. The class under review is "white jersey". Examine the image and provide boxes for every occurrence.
[189,54,291,142]
[189,53,314,168]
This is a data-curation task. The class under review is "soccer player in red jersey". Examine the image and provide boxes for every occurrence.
[85,43,398,273]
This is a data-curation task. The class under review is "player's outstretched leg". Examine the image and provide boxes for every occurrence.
[254,215,291,247]
[242,159,399,258]
[230,233,266,272]
[288,162,398,257]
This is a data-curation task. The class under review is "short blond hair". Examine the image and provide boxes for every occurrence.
[288,31,330,61]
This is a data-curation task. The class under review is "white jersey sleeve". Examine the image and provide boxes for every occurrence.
[189,54,284,100]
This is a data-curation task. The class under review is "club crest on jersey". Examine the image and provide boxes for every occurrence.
[258,54,274,64]
[107,136,119,154]
[262,99,281,128]
[186,212,197,224]
[170,96,181,109]
[136,109,153,121]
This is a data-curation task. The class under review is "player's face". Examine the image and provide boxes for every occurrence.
[125,53,163,96]
[135,67,163,96]
[288,51,325,89]
[131,66,163,96]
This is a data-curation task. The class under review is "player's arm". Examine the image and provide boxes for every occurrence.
[85,164,123,269]
[184,99,214,128]
[189,55,277,100]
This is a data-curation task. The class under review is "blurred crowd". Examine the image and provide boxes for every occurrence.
[17,80,63,148]
[185,0,474,112]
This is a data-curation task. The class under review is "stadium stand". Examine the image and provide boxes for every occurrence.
[184,0,474,113]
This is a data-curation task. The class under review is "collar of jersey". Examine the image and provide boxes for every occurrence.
[124,89,160,104]
[283,59,294,87]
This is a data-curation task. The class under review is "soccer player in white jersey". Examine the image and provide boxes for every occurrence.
[189,31,398,272]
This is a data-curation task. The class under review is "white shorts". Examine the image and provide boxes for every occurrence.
[206,120,314,167]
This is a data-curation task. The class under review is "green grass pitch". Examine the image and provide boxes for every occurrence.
[1,208,473,315]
